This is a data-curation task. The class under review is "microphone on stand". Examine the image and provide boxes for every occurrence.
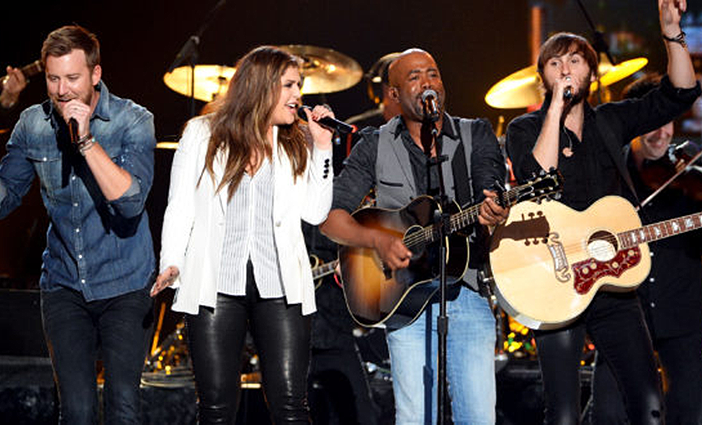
[68,118,80,143]
[421,89,440,122]
[297,106,356,134]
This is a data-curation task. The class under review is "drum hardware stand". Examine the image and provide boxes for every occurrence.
[166,0,227,118]
[575,0,615,105]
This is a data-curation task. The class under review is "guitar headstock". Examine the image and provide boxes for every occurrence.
[512,168,563,205]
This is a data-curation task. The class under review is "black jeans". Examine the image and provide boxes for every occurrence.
[186,263,312,424]
[592,329,702,425]
[41,286,153,425]
[535,292,663,425]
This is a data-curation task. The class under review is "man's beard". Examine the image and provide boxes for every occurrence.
[561,86,589,117]
[545,77,590,118]
[52,90,94,115]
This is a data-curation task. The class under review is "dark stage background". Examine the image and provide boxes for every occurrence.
[2,0,701,287]
[1,1,702,423]
[4,0,699,142]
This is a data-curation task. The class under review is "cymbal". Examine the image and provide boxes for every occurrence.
[163,65,235,102]
[276,45,363,94]
[485,65,542,109]
[485,57,648,109]
[156,142,178,150]
[593,56,648,89]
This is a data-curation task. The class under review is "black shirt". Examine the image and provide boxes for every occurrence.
[628,151,702,339]
[506,76,701,210]
[332,113,505,214]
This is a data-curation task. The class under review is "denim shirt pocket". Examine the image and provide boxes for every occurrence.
[26,148,64,203]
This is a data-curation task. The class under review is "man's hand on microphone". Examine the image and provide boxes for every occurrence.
[303,105,334,150]
[63,99,92,139]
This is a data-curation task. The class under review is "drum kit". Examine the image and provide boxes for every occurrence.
[162,45,364,103]
[485,55,648,109]
[145,45,648,387]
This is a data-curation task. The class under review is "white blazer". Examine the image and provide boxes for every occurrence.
[159,115,333,315]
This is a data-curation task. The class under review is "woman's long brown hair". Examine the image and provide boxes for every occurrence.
[204,46,308,200]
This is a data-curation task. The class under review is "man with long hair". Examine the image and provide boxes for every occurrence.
[506,1,700,422]
[0,25,156,423]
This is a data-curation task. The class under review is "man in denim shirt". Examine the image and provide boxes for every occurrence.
[0,25,155,424]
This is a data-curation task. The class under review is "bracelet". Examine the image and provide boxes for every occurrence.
[75,133,91,145]
[77,136,97,156]
[662,30,687,48]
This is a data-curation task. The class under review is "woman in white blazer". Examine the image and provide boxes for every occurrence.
[151,46,334,424]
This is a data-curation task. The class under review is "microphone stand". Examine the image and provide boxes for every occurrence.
[424,118,450,425]
[575,0,615,105]
[166,0,227,118]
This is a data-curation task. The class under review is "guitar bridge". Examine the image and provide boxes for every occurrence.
[546,232,570,283]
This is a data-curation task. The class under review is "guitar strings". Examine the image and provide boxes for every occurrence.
[401,181,560,249]
[539,213,700,259]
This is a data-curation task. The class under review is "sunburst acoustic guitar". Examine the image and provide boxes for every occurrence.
[339,170,562,329]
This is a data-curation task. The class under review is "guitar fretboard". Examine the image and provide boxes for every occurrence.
[312,259,338,280]
[619,212,702,249]
[418,184,543,246]
[21,60,43,78]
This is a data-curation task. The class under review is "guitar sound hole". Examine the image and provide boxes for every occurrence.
[587,230,618,262]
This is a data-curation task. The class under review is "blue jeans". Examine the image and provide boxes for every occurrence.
[386,287,496,425]
[41,286,153,425]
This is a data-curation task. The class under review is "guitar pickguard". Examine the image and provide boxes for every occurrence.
[571,248,642,294]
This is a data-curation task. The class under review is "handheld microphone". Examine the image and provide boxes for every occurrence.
[297,106,356,134]
[563,87,573,101]
[68,118,80,143]
[421,89,440,122]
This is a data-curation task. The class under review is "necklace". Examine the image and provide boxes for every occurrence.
[562,127,574,157]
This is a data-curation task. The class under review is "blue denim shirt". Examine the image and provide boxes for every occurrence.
[0,81,156,301]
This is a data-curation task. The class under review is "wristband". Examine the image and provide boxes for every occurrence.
[78,136,96,156]
[662,30,687,48]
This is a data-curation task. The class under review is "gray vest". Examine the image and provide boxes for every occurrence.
[374,115,480,290]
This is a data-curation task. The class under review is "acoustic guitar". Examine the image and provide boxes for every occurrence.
[339,170,562,329]
[310,256,339,290]
[490,195,702,330]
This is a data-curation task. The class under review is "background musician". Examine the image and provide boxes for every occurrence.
[591,73,702,424]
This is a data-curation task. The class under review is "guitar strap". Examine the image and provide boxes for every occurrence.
[456,118,474,205]
[594,114,642,207]
[376,116,479,291]
[456,118,480,291]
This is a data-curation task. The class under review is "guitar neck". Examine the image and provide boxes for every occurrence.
[20,60,43,78]
[312,259,338,280]
[449,185,525,234]
[404,171,561,249]
[1,60,43,90]
[619,211,702,249]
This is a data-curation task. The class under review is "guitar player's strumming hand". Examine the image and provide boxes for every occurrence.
[478,189,510,227]
[371,230,413,271]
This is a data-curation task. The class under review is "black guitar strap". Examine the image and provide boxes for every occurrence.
[594,114,642,207]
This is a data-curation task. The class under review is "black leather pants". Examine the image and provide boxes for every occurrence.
[186,263,312,424]
[535,292,664,425]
